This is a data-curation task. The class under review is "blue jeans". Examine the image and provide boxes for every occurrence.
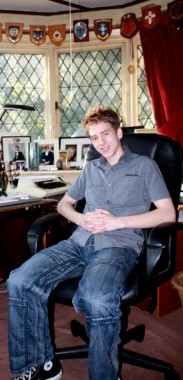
[7,235,138,380]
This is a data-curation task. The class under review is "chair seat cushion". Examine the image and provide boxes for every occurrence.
[50,265,150,307]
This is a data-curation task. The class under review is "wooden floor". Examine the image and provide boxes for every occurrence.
[1,281,183,380]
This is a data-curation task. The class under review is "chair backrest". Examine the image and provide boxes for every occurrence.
[86,133,182,209]
[85,134,183,300]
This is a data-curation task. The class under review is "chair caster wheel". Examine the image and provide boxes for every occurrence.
[165,369,180,380]
[70,319,89,344]
[135,324,145,342]
[70,320,80,337]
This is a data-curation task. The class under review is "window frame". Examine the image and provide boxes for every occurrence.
[0,32,153,139]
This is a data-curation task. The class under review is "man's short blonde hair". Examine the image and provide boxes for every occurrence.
[82,106,121,136]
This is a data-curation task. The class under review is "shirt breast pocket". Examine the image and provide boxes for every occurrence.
[113,175,145,206]
[85,179,105,205]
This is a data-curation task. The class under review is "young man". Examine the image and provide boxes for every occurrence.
[7,106,176,380]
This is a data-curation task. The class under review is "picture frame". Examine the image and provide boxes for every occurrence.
[59,137,91,168]
[34,138,59,169]
[2,136,31,166]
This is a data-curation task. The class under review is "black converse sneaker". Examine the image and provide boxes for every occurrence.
[10,357,63,380]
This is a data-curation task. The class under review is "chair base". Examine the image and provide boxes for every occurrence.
[55,344,88,360]
[121,348,180,380]
[54,319,180,380]
[55,345,180,379]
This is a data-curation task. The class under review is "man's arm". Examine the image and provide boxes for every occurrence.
[94,198,176,232]
[57,195,176,234]
[57,194,81,224]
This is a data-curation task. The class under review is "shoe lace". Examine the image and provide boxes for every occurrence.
[15,366,38,380]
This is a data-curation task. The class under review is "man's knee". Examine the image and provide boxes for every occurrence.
[74,290,118,320]
[7,266,29,296]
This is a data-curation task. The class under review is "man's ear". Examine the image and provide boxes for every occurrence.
[117,127,123,139]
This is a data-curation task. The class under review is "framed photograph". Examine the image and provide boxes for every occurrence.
[34,138,59,169]
[2,136,31,166]
[59,137,90,168]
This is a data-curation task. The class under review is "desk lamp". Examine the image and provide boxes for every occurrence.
[0,104,35,121]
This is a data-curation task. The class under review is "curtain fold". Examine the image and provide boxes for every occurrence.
[139,12,183,148]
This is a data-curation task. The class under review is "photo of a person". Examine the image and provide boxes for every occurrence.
[40,144,54,165]
[2,137,30,165]
[56,151,67,170]
[59,151,67,163]
[11,145,25,162]
[66,145,77,162]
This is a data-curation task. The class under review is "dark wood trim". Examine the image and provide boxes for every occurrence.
[0,0,150,17]
[49,0,89,11]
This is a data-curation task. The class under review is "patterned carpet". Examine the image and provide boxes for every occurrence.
[1,281,183,380]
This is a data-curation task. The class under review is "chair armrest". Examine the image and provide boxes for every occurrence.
[27,212,69,256]
[146,223,180,285]
[146,224,174,284]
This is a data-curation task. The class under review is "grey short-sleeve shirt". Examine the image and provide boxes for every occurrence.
[66,145,171,255]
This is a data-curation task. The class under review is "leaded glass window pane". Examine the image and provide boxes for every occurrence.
[59,49,122,137]
[137,46,155,129]
[0,54,45,139]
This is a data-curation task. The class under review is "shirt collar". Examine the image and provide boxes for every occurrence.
[97,145,133,166]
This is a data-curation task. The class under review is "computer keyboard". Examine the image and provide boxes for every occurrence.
[35,177,66,190]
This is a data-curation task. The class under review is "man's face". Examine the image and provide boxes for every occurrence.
[88,121,123,164]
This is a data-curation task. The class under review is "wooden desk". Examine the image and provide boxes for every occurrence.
[0,198,57,281]
[0,170,81,281]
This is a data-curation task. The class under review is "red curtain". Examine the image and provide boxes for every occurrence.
[139,12,183,149]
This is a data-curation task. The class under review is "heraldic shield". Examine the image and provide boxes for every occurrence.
[5,23,24,44]
[168,0,183,29]
[73,19,89,42]
[120,13,139,38]
[48,25,66,46]
[30,25,46,45]
[141,5,161,29]
[94,19,112,41]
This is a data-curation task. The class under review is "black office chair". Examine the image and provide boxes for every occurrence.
[27,134,182,380]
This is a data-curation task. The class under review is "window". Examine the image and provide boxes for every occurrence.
[137,45,155,129]
[0,46,155,141]
[0,54,45,140]
[58,48,122,137]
